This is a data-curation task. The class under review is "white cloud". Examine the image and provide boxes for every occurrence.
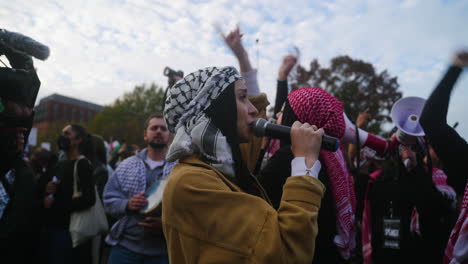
[2,0,468,138]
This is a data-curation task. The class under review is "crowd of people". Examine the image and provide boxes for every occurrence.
[1,26,467,264]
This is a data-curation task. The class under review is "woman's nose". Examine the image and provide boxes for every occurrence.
[249,102,259,116]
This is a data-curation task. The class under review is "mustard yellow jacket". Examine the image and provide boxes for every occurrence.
[162,155,325,264]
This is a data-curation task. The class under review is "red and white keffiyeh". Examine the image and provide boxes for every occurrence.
[445,181,468,264]
[288,87,356,259]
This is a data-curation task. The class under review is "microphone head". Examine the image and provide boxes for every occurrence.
[0,29,50,60]
[252,118,268,137]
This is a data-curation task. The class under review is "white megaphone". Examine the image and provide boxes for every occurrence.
[390,96,426,145]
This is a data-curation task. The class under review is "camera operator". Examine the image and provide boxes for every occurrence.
[0,29,49,263]
[162,67,183,111]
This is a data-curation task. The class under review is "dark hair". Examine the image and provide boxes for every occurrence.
[144,112,165,130]
[91,134,107,165]
[29,147,57,175]
[70,124,95,166]
[279,99,298,147]
[205,83,260,196]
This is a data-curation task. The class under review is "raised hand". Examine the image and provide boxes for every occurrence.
[222,25,246,59]
[278,55,298,81]
[221,25,253,73]
[452,50,468,68]
[356,109,371,129]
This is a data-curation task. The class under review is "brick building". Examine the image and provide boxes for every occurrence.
[33,93,103,133]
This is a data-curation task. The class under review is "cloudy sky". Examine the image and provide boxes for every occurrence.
[2,0,468,137]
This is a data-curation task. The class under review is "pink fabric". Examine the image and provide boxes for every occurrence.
[288,87,345,138]
[445,181,468,264]
[432,168,457,200]
[266,138,280,157]
[362,169,382,264]
[410,207,421,235]
[288,87,356,259]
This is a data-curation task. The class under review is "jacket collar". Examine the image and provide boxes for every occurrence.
[136,148,148,160]
[180,155,242,192]
[180,155,271,204]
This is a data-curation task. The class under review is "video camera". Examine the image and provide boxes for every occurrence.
[0,29,49,110]
[163,66,184,88]
[162,67,184,111]
[163,67,184,80]
[0,29,49,156]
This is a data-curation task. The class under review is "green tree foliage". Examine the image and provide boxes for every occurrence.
[293,55,402,135]
[89,83,165,147]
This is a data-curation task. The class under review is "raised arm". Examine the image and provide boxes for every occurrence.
[420,51,468,195]
[222,26,260,96]
[275,55,297,115]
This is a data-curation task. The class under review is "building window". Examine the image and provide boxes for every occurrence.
[34,105,45,122]
[88,111,93,123]
[72,108,76,122]
[80,110,84,123]
[63,106,67,121]
[53,104,59,121]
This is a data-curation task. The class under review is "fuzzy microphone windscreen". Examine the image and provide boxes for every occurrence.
[0,29,50,60]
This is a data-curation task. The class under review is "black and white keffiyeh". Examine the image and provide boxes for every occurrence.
[164,66,242,178]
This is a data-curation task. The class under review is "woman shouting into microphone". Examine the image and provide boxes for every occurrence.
[162,66,325,264]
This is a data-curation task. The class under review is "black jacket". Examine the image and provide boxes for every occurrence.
[368,164,455,264]
[0,160,41,263]
[420,66,468,196]
[38,158,95,230]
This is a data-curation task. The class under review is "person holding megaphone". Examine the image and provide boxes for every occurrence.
[361,96,457,264]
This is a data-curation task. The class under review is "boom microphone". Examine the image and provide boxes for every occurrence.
[0,29,50,60]
[252,118,340,152]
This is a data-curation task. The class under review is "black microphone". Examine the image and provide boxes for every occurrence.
[252,118,340,152]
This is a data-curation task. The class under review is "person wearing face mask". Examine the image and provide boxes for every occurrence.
[361,138,456,264]
[38,124,96,264]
